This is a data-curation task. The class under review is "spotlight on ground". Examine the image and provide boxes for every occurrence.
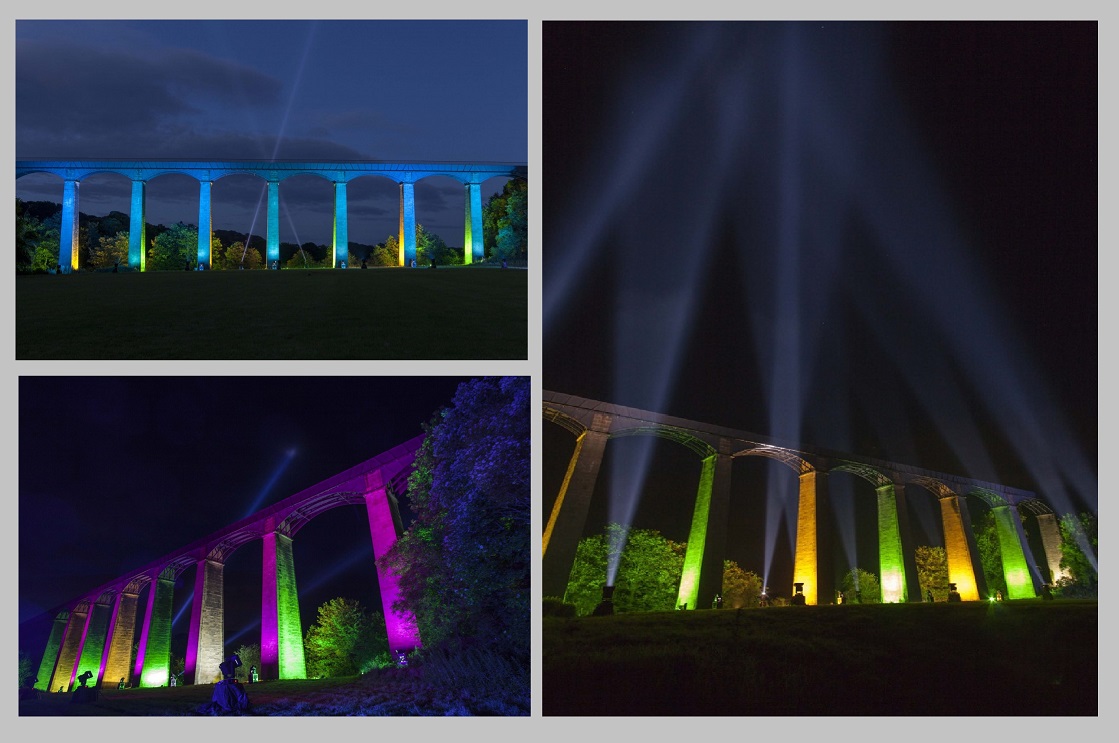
[592,584,616,616]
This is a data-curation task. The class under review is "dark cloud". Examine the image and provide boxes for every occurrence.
[16,38,283,146]
[16,20,526,246]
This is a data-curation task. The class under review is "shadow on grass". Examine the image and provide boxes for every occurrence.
[16,267,527,360]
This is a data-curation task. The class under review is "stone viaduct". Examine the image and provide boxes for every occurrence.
[33,436,422,692]
[16,159,527,272]
[542,391,1068,610]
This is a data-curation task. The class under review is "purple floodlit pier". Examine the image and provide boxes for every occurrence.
[33,437,424,692]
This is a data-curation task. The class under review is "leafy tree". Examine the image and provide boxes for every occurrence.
[370,236,399,267]
[974,511,1007,598]
[233,643,261,683]
[205,235,224,268]
[839,567,881,603]
[482,187,507,257]
[148,222,198,271]
[1056,512,1097,598]
[417,224,455,266]
[30,246,57,274]
[494,181,527,262]
[379,377,530,663]
[302,598,387,678]
[482,178,527,261]
[564,523,685,616]
[286,247,327,269]
[220,241,263,270]
[88,232,130,270]
[242,246,264,270]
[16,200,40,269]
[914,545,950,601]
[722,560,764,608]
[18,650,35,688]
[28,214,62,272]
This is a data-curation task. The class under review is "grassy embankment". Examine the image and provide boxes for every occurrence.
[16,266,527,359]
[20,654,530,716]
[543,599,1097,716]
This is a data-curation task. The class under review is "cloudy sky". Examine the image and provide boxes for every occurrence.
[15,19,527,248]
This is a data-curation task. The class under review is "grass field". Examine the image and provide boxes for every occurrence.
[543,599,1097,716]
[16,266,527,360]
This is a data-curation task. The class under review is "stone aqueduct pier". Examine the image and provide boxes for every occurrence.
[542,391,1067,610]
[34,437,423,693]
[16,159,527,272]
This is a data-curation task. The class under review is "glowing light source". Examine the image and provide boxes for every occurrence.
[592,585,616,616]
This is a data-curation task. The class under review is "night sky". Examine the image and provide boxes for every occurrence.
[543,22,1098,588]
[15,19,527,248]
[18,376,475,661]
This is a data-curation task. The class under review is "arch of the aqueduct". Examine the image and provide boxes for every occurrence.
[34,436,423,692]
[542,391,1063,611]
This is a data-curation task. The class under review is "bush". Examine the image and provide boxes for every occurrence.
[542,597,577,617]
[1054,575,1097,599]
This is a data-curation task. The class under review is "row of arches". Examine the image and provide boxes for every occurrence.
[542,393,1064,610]
[16,160,526,271]
[34,437,423,692]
